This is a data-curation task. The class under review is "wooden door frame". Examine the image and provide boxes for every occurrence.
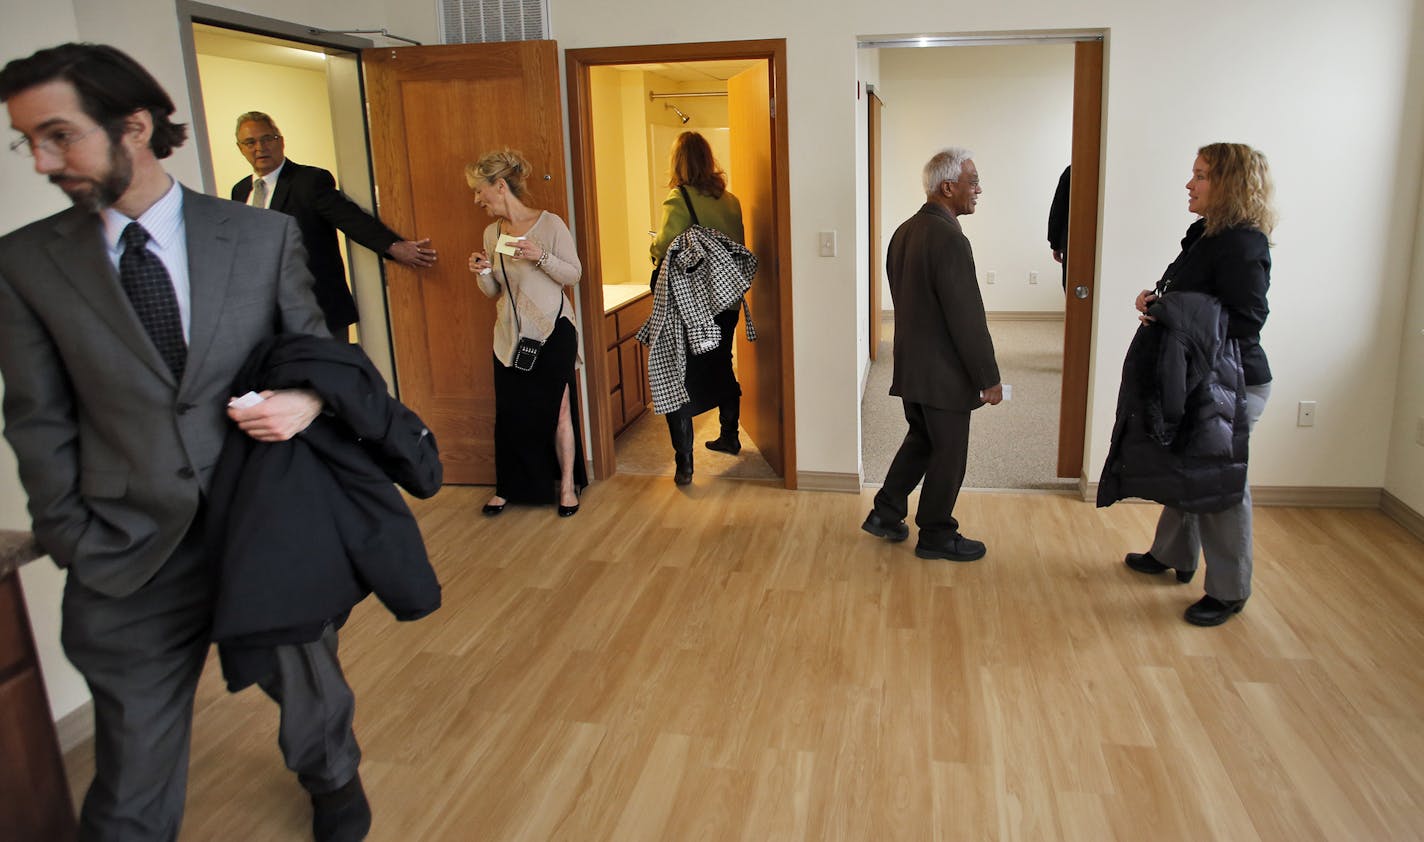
[566,39,798,488]
[867,86,884,362]
[1057,39,1104,479]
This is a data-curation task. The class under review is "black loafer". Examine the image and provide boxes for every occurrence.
[1185,594,1247,626]
[1124,551,1194,583]
[915,534,986,562]
[312,773,371,842]
[482,501,506,516]
[861,510,909,542]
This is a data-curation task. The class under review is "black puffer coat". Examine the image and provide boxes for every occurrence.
[1097,291,1249,513]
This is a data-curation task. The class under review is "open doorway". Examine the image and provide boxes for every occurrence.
[567,40,797,488]
[859,36,1102,492]
[185,21,397,387]
[581,60,777,482]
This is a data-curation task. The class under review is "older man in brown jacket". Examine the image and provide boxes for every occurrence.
[862,147,1003,561]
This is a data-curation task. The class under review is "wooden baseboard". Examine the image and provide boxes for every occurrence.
[1078,479,1384,509]
[55,701,93,753]
[986,311,1065,321]
[1382,490,1424,542]
[797,471,861,494]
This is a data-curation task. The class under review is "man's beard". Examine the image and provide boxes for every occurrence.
[51,141,133,212]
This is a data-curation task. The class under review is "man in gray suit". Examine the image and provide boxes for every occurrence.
[861,147,1003,561]
[0,44,368,841]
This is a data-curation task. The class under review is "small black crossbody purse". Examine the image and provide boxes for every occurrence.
[499,246,563,373]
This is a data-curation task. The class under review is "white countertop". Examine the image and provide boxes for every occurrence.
[604,284,652,313]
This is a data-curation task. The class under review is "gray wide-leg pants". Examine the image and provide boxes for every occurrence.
[1149,382,1271,601]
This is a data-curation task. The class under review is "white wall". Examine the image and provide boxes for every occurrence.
[1,0,91,723]
[3,0,1422,729]
[545,0,1423,490]
[1384,2,1424,514]
[877,44,1073,314]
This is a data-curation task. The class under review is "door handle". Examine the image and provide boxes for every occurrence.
[1073,285,1089,300]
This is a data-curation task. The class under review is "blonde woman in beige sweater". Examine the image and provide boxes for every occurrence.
[466,149,585,517]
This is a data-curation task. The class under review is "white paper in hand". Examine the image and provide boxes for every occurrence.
[494,233,520,257]
[228,391,266,409]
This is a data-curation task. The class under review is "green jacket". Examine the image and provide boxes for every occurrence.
[650,186,745,265]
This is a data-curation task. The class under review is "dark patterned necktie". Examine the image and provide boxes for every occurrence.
[119,222,187,380]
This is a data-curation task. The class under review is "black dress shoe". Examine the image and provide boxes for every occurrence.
[915,534,986,562]
[1184,594,1247,626]
[312,773,371,842]
[1124,551,1194,583]
[558,503,580,517]
[482,501,506,516]
[861,510,909,542]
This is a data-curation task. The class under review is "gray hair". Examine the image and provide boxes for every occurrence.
[235,110,280,136]
[922,147,973,196]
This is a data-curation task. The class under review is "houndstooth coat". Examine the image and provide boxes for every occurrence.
[636,225,757,414]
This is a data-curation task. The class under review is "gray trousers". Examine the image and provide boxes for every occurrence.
[1149,382,1271,601]
[61,522,360,842]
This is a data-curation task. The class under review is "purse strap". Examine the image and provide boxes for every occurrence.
[679,184,700,227]
[497,219,564,335]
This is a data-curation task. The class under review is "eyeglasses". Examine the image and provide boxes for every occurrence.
[237,134,282,149]
[8,124,103,158]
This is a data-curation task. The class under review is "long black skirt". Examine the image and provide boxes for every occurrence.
[682,307,742,417]
[492,318,588,503]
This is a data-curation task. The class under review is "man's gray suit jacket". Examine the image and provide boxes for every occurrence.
[0,187,327,597]
[885,202,1000,412]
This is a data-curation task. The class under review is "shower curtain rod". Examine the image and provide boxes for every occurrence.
[648,91,727,99]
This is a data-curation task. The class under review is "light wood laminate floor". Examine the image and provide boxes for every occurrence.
[64,477,1424,841]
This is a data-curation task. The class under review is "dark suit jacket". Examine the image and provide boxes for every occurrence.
[231,159,401,330]
[0,187,327,597]
[1047,165,1071,253]
[885,202,1000,412]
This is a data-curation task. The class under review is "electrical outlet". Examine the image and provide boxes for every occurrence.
[818,231,837,257]
[1297,401,1316,427]
[986,270,996,285]
[1029,271,1039,285]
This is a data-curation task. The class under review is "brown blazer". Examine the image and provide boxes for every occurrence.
[0,188,327,597]
[885,202,1000,412]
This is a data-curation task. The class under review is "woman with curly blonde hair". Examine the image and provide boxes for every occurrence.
[466,148,586,517]
[1119,142,1276,626]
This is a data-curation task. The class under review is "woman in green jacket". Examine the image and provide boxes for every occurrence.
[650,131,747,485]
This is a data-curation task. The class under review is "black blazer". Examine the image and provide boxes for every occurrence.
[1154,219,1271,385]
[232,160,402,330]
[885,202,1000,412]
[1047,165,1070,253]
[207,335,442,682]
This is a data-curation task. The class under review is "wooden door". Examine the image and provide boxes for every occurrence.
[729,62,785,476]
[364,41,568,484]
[1057,40,1103,479]
[868,89,884,361]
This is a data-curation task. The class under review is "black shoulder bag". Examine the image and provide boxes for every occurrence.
[498,222,563,372]
[650,185,699,291]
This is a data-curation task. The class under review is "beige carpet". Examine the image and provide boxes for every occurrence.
[862,315,1078,491]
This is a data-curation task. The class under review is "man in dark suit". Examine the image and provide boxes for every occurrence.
[861,147,1003,561]
[0,44,369,840]
[1047,164,1071,289]
[230,110,436,338]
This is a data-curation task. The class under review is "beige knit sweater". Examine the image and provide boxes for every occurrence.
[476,211,582,367]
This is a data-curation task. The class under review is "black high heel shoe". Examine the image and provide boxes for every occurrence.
[557,487,580,518]
[482,500,506,516]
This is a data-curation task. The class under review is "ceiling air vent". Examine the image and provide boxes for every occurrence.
[440,0,550,43]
